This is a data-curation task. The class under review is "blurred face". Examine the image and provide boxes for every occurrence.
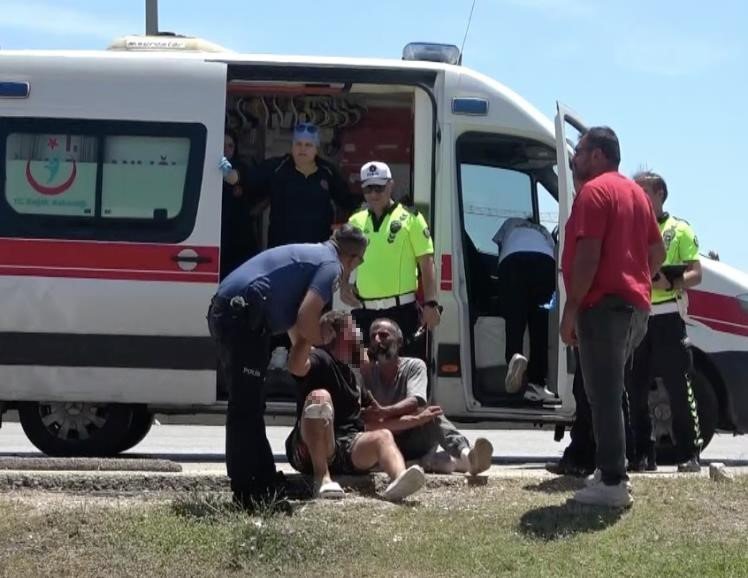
[362,180,394,213]
[291,139,318,167]
[570,136,595,184]
[368,320,400,362]
[224,135,236,159]
[330,316,357,363]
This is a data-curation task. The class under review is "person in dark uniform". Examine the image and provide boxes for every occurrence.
[342,161,441,359]
[243,122,361,247]
[206,225,368,508]
[220,133,260,278]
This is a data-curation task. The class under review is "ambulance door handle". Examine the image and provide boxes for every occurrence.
[171,248,212,271]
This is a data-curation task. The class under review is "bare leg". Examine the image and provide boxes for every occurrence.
[351,429,405,481]
[300,389,335,487]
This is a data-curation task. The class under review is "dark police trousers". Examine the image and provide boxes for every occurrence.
[207,296,276,497]
[626,311,702,463]
[353,301,423,359]
[576,296,648,485]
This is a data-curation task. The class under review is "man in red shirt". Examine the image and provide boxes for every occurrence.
[560,127,665,508]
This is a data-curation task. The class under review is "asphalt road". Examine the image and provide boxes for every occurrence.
[1,422,746,473]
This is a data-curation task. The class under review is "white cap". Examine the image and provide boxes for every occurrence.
[360,161,392,186]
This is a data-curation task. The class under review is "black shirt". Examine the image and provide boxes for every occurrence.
[296,348,372,436]
[221,161,260,278]
[244,155,359,247]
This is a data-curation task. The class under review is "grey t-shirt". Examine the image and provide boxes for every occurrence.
[363,357,428,407]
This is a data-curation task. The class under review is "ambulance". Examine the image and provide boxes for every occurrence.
[0,35,746,461]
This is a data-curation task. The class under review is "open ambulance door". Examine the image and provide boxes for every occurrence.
[554,102,588,410]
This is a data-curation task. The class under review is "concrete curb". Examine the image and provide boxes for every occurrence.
[0,457,182,472]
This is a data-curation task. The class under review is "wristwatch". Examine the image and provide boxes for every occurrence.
[423,300,440,309]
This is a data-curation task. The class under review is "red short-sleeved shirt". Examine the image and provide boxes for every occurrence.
[561,171,661,310]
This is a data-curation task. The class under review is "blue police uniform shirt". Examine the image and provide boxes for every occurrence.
[217,242,341,334]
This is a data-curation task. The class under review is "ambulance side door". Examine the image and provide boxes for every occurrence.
[553,102,589,407]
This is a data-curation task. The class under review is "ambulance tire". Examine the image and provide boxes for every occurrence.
[653,364,718,465]
[18,401,135,457]
[112,406,154,454]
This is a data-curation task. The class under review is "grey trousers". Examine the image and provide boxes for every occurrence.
[394,415,471,461]
[577,296,649,485]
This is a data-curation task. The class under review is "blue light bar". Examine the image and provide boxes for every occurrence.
[452,98,488,116]
[0,82,30,98]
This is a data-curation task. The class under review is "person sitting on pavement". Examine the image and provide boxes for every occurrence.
[360,318,493,475]
[492,216,558,403]
[285,310,427,502]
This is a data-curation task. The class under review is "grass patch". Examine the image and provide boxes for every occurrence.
[0,476,746,577]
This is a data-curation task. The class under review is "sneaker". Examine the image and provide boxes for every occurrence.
[467,438,494,475]
[383,465,426,502]
[585,469,631,490]
[677,457,701,473]
[523,383,560,403]
[505,354,528,394]
[572,481,633,508]
[420,450,456,474]
[314,480,345,500]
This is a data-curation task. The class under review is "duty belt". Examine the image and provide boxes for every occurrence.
[360,292,416,310]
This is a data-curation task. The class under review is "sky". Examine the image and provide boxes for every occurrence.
[2,0,746,270]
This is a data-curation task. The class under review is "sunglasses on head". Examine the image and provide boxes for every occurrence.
[294,123,319,135]
[363,184,387,193]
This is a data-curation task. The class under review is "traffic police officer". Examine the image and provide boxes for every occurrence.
[207,225,368,508]
[627,171,704,472]
[342,161,441,358]
[243,122,361,248]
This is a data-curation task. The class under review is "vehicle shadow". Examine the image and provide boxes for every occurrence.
[518,500,626,540]
[522,476,586,494]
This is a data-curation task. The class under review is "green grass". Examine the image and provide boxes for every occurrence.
[0,476,746,577]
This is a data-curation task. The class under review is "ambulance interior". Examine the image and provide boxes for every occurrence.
[221,81,419,402]
[222,82,417,260]
[456,133,561,408]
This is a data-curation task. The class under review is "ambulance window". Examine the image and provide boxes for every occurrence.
[460,164,533,254]
[101,136,189,220]
[4,133,98,218]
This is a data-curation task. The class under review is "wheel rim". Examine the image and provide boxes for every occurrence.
[38,402,108,442]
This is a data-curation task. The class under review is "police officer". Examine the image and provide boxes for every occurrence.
[207,225,368,508]
[627,171,704,472]
[243,122,361,248]
[341,161,441,358]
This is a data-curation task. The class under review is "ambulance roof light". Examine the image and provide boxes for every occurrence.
[402,42,462,65]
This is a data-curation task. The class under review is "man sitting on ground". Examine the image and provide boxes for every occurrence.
[285,311,426,502]
[360,318,493,475]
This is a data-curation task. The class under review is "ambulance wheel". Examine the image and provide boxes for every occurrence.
[18,401,134,457]
[653,365,718,465]
[113,406,154,453]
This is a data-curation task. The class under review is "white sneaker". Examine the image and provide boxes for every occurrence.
[383,465,426,502]
[420,450,456,474]
[467,438,493,475]
[524,383,559,403]
[572,481,632,508]
[505,354,528,394]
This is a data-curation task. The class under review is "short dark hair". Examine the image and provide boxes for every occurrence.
[633,170,668,201]
[370,318,404,346]
[584,126,621,167]
[320,310,351,349]
[330,224,368,256]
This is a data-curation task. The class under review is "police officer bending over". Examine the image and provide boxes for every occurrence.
[207,225,368,508]
[342,161,441,358]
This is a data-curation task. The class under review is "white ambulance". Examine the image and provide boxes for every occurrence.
[0,36,746,460]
